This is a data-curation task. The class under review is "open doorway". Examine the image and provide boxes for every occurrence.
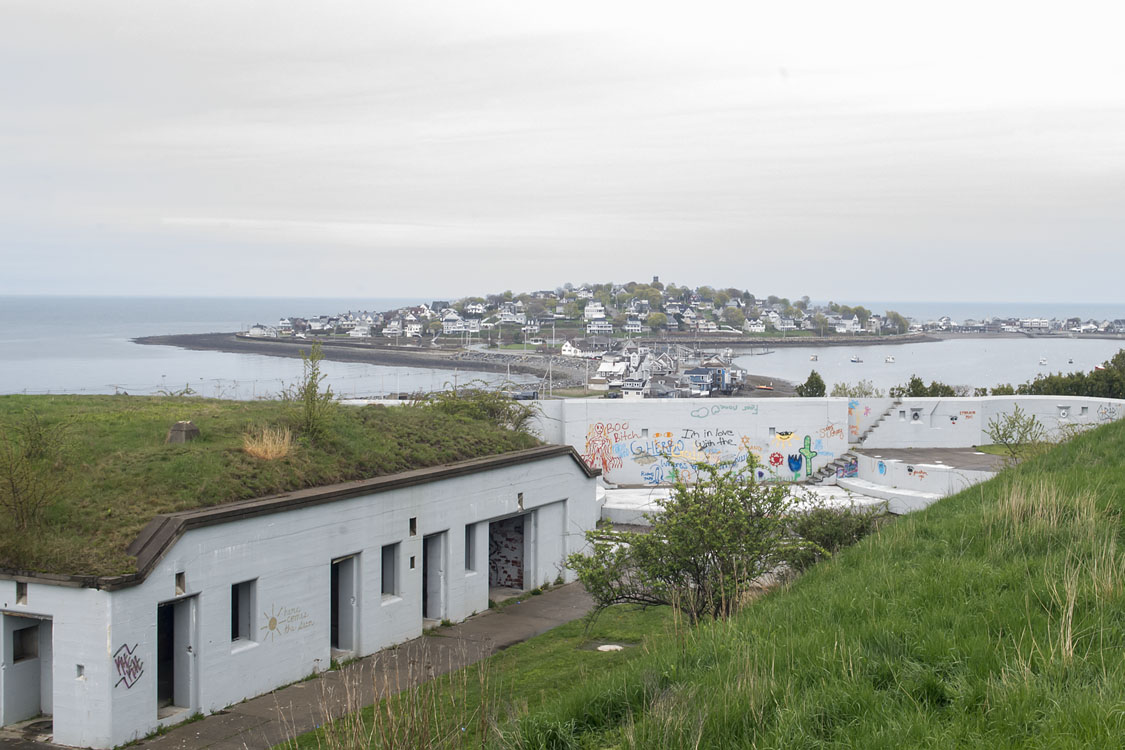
[331,555,358,655]
[421,533,446,622]
[488,515,527,601]
[1,614,52,727]
[156,597,196,719]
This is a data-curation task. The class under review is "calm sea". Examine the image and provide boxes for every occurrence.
[734,337,1125,392]
[2,296,1122,398]
[0,296,533,399]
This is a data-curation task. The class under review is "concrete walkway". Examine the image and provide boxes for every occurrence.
[0,584,594,750]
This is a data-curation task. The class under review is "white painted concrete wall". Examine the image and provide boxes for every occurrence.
[858,396,1125,448]
[1,454,596,748]
[846,397,897,443]
[855,453,995,496]
[0,583,111,747]
[531,399,850,485]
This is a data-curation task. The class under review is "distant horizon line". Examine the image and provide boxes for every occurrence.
[3,293,1124,307]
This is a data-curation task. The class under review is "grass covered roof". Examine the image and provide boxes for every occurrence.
[0,394,540,577]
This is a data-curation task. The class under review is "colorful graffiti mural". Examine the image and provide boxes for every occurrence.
[836,458,858,479]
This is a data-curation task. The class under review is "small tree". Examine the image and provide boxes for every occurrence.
[0,411,69,530]
[985,404,1047,466]
[796,370,826,397]
[282,342,337,441]
[568,460,804,623]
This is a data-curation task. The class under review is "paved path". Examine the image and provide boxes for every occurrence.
[0,584,594,750]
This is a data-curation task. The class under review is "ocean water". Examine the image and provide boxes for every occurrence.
[0,296,534,399]
[734,337,1125,392]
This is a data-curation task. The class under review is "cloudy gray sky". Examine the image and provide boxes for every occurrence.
[2,0,1123,302]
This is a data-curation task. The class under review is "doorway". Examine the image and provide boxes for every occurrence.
[331,555,358,654]
[488,514,527,595]
[156,597,196,718]
[421,533,446,621]
[1,614,52,726]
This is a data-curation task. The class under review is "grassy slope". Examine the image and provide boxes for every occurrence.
[0,395,538,577]
[506,419,1125,748]
[286,605,674,749]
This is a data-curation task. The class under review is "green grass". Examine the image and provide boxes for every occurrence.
[500,418,1125,748]
[0,395,538,576]
[283,605,674,749]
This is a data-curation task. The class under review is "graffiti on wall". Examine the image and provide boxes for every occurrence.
[1099,404,1119,422]
[583,421,636,473]
[260,604,315,642]
[113,643,144,689]
[836,458,858,479]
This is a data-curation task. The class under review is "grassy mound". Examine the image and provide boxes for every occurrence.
[0,395,539,577]
[504,418,1125,748]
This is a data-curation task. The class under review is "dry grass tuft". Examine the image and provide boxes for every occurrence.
[242,426,293,460]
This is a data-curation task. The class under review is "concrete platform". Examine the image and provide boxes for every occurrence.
[856,448,1005,472]
[602,484,888,526]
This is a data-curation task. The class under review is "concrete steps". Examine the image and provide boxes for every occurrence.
[856,399,901,448]
[809,452,858,485]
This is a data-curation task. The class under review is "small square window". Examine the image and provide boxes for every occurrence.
[231,580,256,642]
[15,581,27,605]
[409,517,417,536]
[175,572,186,596]
[13,625,38,662]
[76,664,86,679]
[409,556,416,570]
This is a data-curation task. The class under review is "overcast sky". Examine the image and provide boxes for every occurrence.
[2,1,1123,302]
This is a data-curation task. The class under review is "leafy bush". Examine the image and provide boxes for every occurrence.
[787,499,885,570]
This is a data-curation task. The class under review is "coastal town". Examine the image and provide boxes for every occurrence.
[232,278,1125,399]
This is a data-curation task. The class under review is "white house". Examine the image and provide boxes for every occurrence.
[587,320,614,336]
[583,302,606,321]
[246,324,277,338]
[348,325,372,338]
[743,319,766,334]
[0,447,599,748]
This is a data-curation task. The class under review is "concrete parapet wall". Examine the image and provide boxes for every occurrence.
[855,453,995,496]
[857,396,1125,449]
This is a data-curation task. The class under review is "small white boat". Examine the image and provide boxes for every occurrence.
[1039,358,1048,366]
[850,355,862,363]
[884,356,895,364]
[809,354,818,361]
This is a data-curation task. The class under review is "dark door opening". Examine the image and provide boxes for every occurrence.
[331,556,357,652]
[156,603,174,708]
[156,597,195,718]
[488,515,526,590]
[421,533,445,621]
